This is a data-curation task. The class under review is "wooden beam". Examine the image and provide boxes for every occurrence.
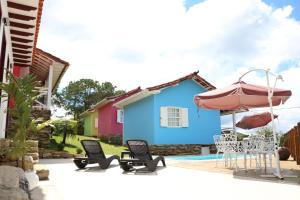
[32,61,49,69]
[31,66,47,76]
[31,67,45,74]
[10,21,35,29]
[8,12,36,21]
[14,58,31,63]
[35,52,52,61]
[11,36,33,43]
[7,1,37,11]
[30,70,44,80]
[31,63,46,70]
[14,63,30,67]
[13,48,32,54]
[13,54,31,59]
[12,43,33,49]
[33,56,52,65]
[10,29,34,36]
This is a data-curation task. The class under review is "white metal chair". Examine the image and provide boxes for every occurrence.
[214,133,239,169]
[247,135,265,169]
[261,137,274,171]
[213,135,225,167]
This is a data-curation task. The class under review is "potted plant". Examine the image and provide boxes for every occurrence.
[0,72,39,169]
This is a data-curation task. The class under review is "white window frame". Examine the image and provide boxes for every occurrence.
[160,106,188,128]
[167,107,181,127]
[117,109,124,124]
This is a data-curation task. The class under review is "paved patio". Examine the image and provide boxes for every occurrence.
[30,159,300,200]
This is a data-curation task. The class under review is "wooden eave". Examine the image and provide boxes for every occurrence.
[13,53,31,59]
[7,1,37,11]
[7,0,44,70]
[147,71,216,91]
[8,12,36,21]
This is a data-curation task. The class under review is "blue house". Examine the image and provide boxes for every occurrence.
[115,72,221,146]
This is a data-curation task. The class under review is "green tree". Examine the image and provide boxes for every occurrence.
[256,126,274,137]
[50,119,78,145]
[53,79,125,119]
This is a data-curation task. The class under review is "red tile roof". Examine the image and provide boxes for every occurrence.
[147,71,216,91]
[94,87,142,109]
[109,87,142,101]
[33,0,44,52]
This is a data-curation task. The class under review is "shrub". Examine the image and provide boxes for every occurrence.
[76,148,83,154]
[50,119,78,136]
[57,143,65,151]
[99,135,109,143]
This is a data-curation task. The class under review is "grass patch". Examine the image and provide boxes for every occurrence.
[50,135,127,156]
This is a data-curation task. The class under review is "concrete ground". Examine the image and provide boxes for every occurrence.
[31,158,300,200]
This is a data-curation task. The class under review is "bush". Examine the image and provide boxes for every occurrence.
[50,119,78,136]
[76,148,83,154]
[100,135,122,145]
[57,143,65,151]
[99,136,109,143]
[110,136,122,145]
[279,134,288,147]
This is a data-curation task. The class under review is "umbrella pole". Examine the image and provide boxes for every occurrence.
[266,71,283,179]
[232,111,237,170]
[232,111,236,134]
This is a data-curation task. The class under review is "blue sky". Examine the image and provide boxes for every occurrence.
[185,0,300,21]
[263,0,300,20]
[38,0,300,132]
[184,0,300,78]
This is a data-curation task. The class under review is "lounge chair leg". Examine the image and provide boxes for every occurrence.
[120,162,134,172]
[73,158,88,169]
[99,155,120,169]
[161,158,166,167]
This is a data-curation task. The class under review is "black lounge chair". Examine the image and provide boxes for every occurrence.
[73,140,120,169]
[120,140,166,172]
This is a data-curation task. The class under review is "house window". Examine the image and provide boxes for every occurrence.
[167,107,181,127]
[160,106,188,128]
[117,109,124,123]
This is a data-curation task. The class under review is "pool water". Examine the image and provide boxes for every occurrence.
[168,154,224,161]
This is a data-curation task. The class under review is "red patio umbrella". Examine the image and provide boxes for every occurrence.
[194,81,291,110]
[194,79,292,178]
[235,112,278,129]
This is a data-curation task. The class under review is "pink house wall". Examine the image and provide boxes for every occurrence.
[98,102,123,137]
[97,87,141,138]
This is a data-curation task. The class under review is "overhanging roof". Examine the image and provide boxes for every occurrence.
[114,72,216,108]
[4,1,69,91]
[33,48,69,91]
[94,87,142,109]
[147,71,216,91]
[6,0,44,68]
[79,108,96,118]
[114,90,160,108]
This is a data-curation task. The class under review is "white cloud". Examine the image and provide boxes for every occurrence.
[37,0,300,132]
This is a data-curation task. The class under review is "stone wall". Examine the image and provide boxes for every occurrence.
[0,139,39,167]
[38,148,75,159]
[31,110,51,121]
[28,109,52,148]
[149,144,216,155]
[7,109,52,148]
[27,126,51,148]
[25,140,39,162]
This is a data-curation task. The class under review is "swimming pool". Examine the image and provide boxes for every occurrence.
[167,154,224,161]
